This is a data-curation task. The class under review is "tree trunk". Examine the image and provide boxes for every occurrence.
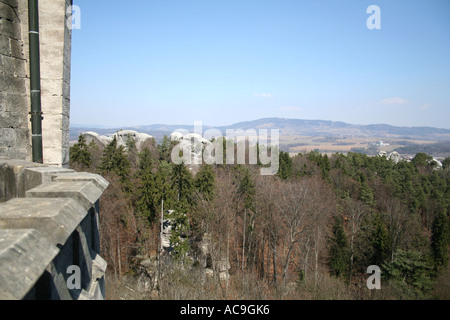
[226,230,230,294]
[242,209,246,271]
[314,226,320,287]
[117,233,122,279]
[304,238,310,280]
[272,243,277,284]
[282,242,295,285]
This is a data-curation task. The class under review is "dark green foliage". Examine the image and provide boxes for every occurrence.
[359,182,375,207]
[125,134,138,169]
[412,153,433,168]
[137,146,153,172]
[431,211,449,270]
[70,135,92,168]
[99,136,132,192]
[194,164,215,201]
[305,151,330,181]
[443,157,450,170]
[370,212,390,265]
[134,147,156,222]
[236,167,256,212]
[382,250,434,298]
[320,154,331,181]
[99,136,118,173]
[166,210,190,262]
[171,163,195,213]
[329,216,350,277]
[158,135,175,162]
[153,161,176,213]
[278,151,293,180]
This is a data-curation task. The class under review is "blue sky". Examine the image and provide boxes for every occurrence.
[70,0,450,129]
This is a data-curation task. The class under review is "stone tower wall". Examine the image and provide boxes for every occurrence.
[0,0,72,167]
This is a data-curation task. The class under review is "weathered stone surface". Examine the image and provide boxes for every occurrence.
[0,229,59,300]
[0,158,44,201]
[0,0,72,166]
[25,180,103,211]
[52,172,109,192]
[0,198,86,247]
[19,166,74,197]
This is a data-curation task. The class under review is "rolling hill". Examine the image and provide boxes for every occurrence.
[70,118,450,142]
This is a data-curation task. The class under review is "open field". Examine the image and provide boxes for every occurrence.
[281,135,444,156]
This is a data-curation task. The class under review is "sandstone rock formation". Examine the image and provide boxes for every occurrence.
[378,151,401,164]
[82,130,154,150]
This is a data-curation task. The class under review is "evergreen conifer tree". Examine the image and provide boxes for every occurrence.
[360,182,375,207]
[69,134,92,169]
[99,136,132,192]
[320,154,331,181]
[329,216,350,277]
[158,135,174,162]
[194,164,215,201]
[278,151,293,180]
[431,211,449,271]
[171,163,195,213]
[135,147,156,221]
[237,167,256,212]
[370,212,390,265]
[125,134,138,169]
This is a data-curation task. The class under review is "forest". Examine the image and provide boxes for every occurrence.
[69,133,450,300]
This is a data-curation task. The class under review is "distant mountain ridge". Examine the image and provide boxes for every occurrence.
[70,118,450,142]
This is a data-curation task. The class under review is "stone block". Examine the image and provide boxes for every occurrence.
[0,128,16,147]
[0,18,21,41]
[52,172,109,192]
[26,180,103,211]
[18,166,73,197]
[0,160,16,202]
[0,229,59,300]
[1,92,29,114]
[0,197,87,247]
[0,54,15,75]
[78,255,107,300]
[0,0,19,9]
[13,56,27,78]
[0,158,43,201]
[0,73,27,94]
[0,2,18,21]
[9,38,24,58]
[0,34,11,55]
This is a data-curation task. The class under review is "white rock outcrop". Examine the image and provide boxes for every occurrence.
[378,151,401,164]
[170,131,214,169]
[82,130,153,150]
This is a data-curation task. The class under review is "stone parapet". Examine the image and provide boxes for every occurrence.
[0,158,108,300]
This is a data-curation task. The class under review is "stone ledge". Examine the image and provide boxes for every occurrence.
[0,229,59,300]
[20,166,74,197]
[0,158,44,202]
[52,171,109,192]
[0,198,86,247]
[26,180,103,211]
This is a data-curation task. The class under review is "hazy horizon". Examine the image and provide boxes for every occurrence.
[70,116,450,131]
